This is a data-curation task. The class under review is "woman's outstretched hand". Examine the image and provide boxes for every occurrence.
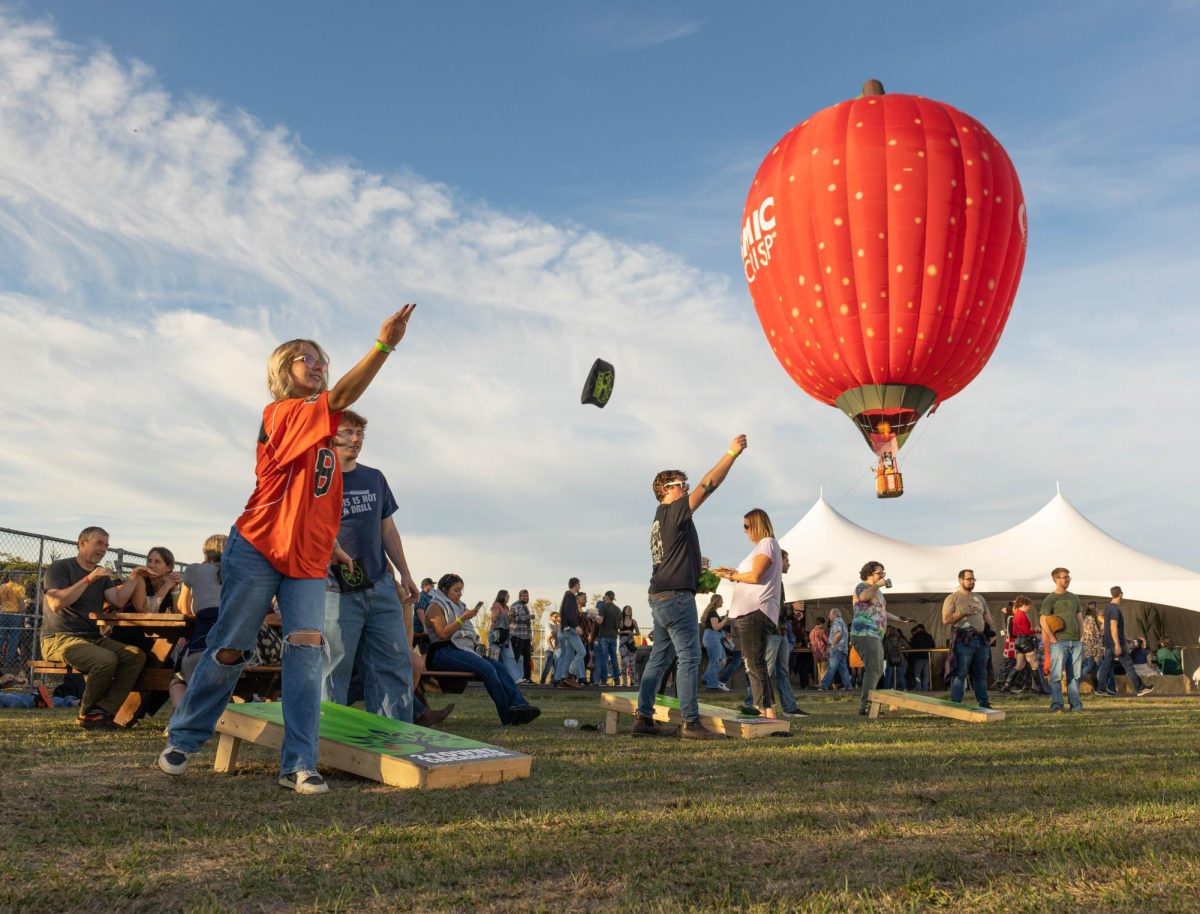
[379,304,417,348]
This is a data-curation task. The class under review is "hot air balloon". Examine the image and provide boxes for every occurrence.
[742,79,1027,497]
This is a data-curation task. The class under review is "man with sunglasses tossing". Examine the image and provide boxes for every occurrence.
[633,435,747,740]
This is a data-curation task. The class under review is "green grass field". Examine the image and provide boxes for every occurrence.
[3,688,1199,913]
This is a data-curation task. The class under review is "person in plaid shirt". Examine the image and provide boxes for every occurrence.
[509,589,533,683]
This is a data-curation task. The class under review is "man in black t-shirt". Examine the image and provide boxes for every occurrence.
[555,577,585,688]
[593,591,622,686]
[1095,585,1154,697]
[40,526,146,730]
[633,434,747,740]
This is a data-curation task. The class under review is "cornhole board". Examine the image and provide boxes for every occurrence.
[214,701,531,788]
[867,689,1005,723]
[600,691,791,738]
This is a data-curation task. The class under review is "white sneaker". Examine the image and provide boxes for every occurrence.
[157,746,191,776]
[278,770,330,795]
[716,682,731,692]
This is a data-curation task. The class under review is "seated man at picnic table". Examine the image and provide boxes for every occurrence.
[39,526,147,730]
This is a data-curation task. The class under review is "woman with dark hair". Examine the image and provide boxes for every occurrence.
[425,574,540,725]
[699,595,729,692]
[489,589,522,680]
[850,561,911,715]
[133,547,182,613]
[999,596,1041,692]
[714,508,782,718]
[159,305,417,795]
[618,606,640,686]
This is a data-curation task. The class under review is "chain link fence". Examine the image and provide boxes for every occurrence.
[0,526,153,679]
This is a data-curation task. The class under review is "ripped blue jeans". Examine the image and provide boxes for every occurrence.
[166,527,327,775]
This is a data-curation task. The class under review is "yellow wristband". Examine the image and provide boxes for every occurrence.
[727,449,738,457]
[374,339,393,353]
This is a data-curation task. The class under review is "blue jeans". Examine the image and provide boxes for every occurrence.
[555,629,585,681]
[0,613,24,664]
[489,638,523,682]
[908,657,930,691]
[322,580,413,723]
[1096,646,1142,694]
[950,634,990,704]
[1049,640,1084,711]
[0,692,73,708]
[428,644,530,724]
[167,527,326,775]
[637,591,702,722]
[594,637,619,686]
[820,651,852,689]
[884,656,908,690]
[539,648,557,684]
[702,629,726,689]
[718,650,742,684]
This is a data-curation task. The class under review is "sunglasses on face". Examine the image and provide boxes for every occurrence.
[293,354,329,370]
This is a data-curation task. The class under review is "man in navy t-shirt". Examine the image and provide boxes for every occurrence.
[322,410,420,722]
[1095,585,1154,698]
[633,434,747,740]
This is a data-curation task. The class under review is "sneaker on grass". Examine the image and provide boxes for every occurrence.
[278,770,329,795]
[157,747,191,776]
[1136,685,1155,697]
[782,708,810,718]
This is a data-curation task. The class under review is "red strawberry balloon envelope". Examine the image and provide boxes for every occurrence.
[742,79,1027,496]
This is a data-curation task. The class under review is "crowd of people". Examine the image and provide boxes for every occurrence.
[5,311,1191,790]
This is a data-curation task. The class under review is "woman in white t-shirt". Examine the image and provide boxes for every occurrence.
[713,508,782,718]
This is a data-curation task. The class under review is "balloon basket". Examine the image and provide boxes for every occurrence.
[875,472,904,499]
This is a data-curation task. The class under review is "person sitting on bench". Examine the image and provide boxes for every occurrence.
[423,573,540,726]
[40,526,146,730]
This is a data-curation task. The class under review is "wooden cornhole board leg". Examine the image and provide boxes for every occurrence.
[600,691,791,738]
[866,689,1005,723]
[214,701,532,788]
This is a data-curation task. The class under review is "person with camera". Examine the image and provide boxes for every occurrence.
[850,562,911,716]
[1040,567,1085,713]
[941,570,995,708]
[424,573,539,725]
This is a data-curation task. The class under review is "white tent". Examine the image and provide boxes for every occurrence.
[770,488,1200,674]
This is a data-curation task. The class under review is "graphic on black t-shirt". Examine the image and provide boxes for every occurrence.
[650,520,664,568]
[648,498,700,594]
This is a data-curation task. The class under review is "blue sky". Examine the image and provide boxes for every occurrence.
[1,2,1197,615]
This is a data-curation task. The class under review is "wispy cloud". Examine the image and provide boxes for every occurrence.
[582,13,703,51]
[0,9,1195,624]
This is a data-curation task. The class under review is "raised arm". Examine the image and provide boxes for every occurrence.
[688,435,747,513]
[327,305,416,412]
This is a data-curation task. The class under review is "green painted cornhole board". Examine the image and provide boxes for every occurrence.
[214,701,532,788]
[867,689,1005,723]
[601,691,790,738]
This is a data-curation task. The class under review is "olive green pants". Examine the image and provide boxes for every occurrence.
[41,634,146,717]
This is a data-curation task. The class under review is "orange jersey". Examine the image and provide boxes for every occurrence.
[235,392,343,578]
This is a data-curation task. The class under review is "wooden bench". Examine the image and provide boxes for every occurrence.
[214,700,531,788]
[866,688,1005,723]
[600,690,791,739]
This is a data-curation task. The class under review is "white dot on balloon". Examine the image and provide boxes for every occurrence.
[842,276,850,286]
[917,150,925,157]
[856,121,863,128]
[950,216,957,225]
[962,273,970,281]
[855,191,863,200]
[950,138,960,147]
[926,265,938,276]
[896,326,904,334]
[977,300,984,307]
[881,291,888,298]
[857,248,865,257]
[839,304,849,316]
[988,279,996,290]
[966,197,974,206]
[818,242,826,250]
[834,353,841,360]
[995,196,1002,203]
[805,340,811,347]
[828,183,837,192]
[791,307,799,317]
[983,188,989,196]
[878,232,886,239]
[770,329,776,337]
[907,301,914,309]
[893,183,903,191]
[975,347,981,353]
[772,147,779,155]
[868,99,877,105]
[808,318,815,324]
[951,179,957,187]
[967,159,974,166]
[914,118,922,124]
[947,251,954,258]
[826,265,832,273]
[967,337,973,344]
[896,264,904,273]
[866,328,875,338]
[812,147,819,155]
[860,302,867,310]
[918,332,925,340]
[981,151,990,161]
[834,217,844,226]
[915,216,922,224]
[907,348,913,356]
[789,175,795,183]
[888,139,897,146]
[816,300,824,307]
[839,336,845,343]
[946,336,953,343]
[814,283,822,291]
[833,158,841,166]
[798,275,806,285]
